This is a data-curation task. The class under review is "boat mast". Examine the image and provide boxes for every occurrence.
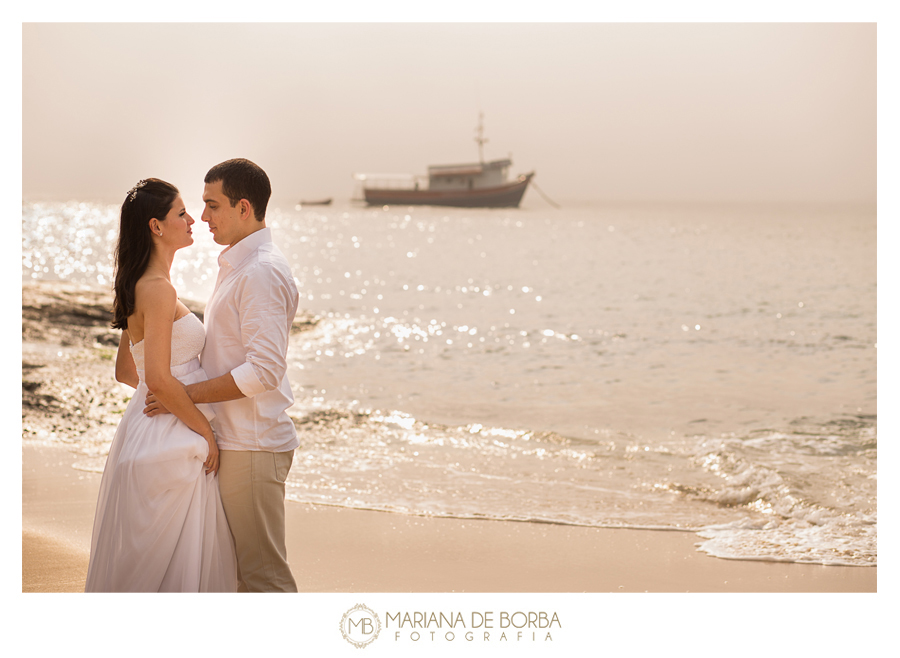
[474,112,488,164]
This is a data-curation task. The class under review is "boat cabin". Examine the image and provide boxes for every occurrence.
[427,158,512,191]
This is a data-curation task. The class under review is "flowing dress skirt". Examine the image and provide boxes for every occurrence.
[85,358,237,592]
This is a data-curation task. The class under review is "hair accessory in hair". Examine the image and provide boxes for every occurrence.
[128,179,148,202]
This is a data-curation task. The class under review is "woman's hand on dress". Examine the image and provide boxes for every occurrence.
[204,434,219,475]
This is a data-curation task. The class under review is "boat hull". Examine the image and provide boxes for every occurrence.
[364,174,533,208]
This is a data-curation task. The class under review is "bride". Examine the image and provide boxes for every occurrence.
[85,178,237,592]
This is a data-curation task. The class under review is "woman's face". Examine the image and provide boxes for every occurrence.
[159,195,195,249]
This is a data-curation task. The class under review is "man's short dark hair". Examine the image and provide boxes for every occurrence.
[205,158,271,222]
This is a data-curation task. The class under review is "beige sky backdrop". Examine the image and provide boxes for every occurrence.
[22,22,875,205]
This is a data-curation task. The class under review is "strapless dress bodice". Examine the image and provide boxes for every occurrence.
[130,313,205,373]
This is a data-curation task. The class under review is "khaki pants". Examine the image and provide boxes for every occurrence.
[218,450,298,592]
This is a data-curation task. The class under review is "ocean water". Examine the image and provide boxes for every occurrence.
[22,198,877,566]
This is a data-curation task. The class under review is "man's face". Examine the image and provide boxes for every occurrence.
[201,180,243,247]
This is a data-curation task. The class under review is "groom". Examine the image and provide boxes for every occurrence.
[145,158,299,592]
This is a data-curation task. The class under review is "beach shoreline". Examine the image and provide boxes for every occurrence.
[20,281,876,593]
[23,442,875,593]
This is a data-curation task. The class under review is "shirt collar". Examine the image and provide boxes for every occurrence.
[217,227,272,270]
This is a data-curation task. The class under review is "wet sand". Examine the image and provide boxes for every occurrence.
[20,281,876,593]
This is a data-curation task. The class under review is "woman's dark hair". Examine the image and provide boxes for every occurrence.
[111,178,179,330]
[204,158,271,222]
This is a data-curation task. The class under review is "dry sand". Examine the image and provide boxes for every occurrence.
[20,282,876,593]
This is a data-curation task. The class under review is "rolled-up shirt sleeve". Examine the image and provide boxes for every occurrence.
[231,361,268,398]
[229,263,296,398]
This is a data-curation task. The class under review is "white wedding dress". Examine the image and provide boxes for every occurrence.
[85,313,237,592]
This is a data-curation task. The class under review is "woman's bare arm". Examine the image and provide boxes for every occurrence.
[114,329,139,389]
[139,278,219,474]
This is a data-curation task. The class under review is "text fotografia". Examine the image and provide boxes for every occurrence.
[387,611,561,642]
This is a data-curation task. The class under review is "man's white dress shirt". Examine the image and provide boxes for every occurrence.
[200,228,300,452]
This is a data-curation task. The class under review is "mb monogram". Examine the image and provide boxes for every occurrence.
[340,604,382,648]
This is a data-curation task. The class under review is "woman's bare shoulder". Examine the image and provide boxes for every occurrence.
[134,274,177,308]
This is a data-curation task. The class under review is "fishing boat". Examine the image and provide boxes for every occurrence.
[298,198,332,206]
[355,115,534,208]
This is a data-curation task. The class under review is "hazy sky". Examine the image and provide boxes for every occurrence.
[23,22,875,204]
